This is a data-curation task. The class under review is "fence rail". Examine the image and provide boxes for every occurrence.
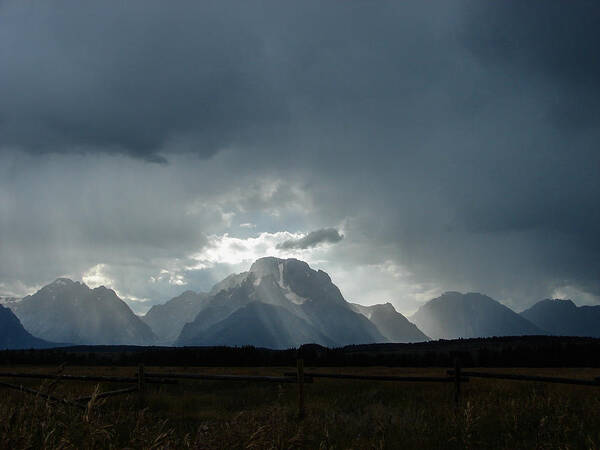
[2,362,600,417]
[145,372,312,384]
[74,386,139,403]
[0,372,175,384]
[447,370,600,387]
[0,380,86,409]
[283,372,467,383]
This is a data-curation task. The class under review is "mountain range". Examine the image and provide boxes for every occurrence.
[3,257,600,350]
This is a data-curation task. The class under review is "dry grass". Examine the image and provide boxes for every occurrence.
[1,366,600,449]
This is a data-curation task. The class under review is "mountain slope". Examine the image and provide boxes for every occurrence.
[142,290,209,344]
[0,304,54,349]
[520,299,600,338]
[180,301,336,349]
[410,292,542,340]
[176,257,385,347]
[351,302,429,342]
[11,279,156,345]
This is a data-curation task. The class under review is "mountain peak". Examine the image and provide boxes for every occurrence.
[434,291,496,306]
[349,301,429,343]
[50,278,77,287]
[176,257,386,347]
[249,257,310,277]
[372,302,397,313]
[441,291,462,297]
[142,290,209,344]
[542,298,576,308]
[440,291,487,299]
[249,256,283,277]
[12,278,156,345]
[520,298,600,337]
[92,285,116,295]
[411,291,541,340]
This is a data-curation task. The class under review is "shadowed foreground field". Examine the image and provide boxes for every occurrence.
[1,366,600,449]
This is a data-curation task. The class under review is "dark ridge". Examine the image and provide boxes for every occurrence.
[2,336,600,368]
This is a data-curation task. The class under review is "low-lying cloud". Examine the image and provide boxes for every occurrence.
[277,228,344,250]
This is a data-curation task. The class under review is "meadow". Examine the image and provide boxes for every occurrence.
[1,366,600,449]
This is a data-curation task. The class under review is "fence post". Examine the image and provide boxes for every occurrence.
[297,358,305,419]
[454,358,461,407]
[138,364,145,404]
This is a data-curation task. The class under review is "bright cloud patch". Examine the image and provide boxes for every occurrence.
[551,285,600,307]
[150,270,188,286]
[82,264,114,289]
[328,260,444,316]
[189,231,316,267]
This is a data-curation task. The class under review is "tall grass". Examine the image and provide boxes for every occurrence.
[1,366,600,449]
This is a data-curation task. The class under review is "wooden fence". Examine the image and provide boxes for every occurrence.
[446,370,600,386]
[1,360,599,416]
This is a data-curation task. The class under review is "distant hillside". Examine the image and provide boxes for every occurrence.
[0,304,54,349]
[351,302,429,342]
[142,290,209,344]
[520,299,600,338]
[410,292,543,339]
[11,279,156,345]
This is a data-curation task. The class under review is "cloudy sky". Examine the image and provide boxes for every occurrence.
[1,1,599,314]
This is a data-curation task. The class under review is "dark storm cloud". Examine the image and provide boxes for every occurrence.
[0,1,465,162]
[1,1,599,309]
[462,2,600,81]
[461,1,600,132]
[277,228,343,250]
[0,1,288,161]
[437,0,600,303]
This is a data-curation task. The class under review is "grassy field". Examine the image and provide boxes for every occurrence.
[1,366,600,449]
